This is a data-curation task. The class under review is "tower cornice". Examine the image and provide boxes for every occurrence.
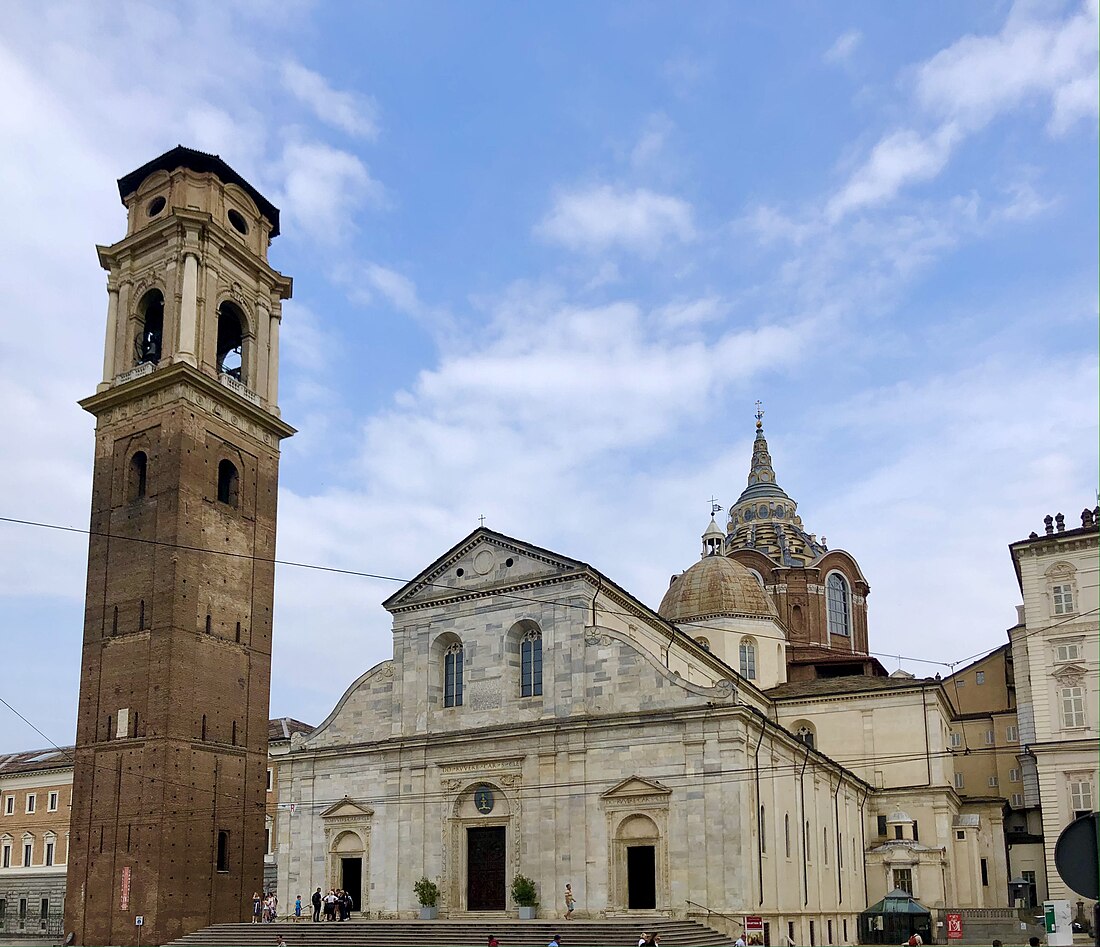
[79,360,296,442]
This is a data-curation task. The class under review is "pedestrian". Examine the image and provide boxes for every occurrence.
[906,933,922,946]
[638,933,648,947]
[311,887,322,922]
[324,889,337,921]
[735,935,747,947]
[563,883,575,920]
[1028,939,1040,947]
[487,936,500,947]
[252,892,262,924]
[548,935,561,947]
[275,937,286,947]
[294,895,302,919]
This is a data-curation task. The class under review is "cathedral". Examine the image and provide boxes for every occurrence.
[276,416,1009,943]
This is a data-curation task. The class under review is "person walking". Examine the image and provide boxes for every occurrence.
[563,884,575,920]
[311,887,322,922]
[735,935,747,947]
[548,935,561,947]
[294,895,302,919]
[252,892,262,924]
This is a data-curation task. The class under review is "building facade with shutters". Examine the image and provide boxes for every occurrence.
[1009,508,1099,910]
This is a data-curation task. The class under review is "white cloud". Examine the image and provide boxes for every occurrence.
[631,112,675,169]
[281,61,380,139]
[827,124,961,221]
[536,185,695,255]
[824,30,863,65]
[278,141,384,242]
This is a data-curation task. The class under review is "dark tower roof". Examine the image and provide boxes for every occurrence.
[117,145,281,237]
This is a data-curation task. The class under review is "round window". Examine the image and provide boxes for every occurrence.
[227,209,249,235]
[146,196,166,217]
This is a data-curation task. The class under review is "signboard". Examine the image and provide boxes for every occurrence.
[135,916,144,927]
[946,912,962,939]
[120,866,131,910]
[1053,812,1099,900]
[744,915,764,934]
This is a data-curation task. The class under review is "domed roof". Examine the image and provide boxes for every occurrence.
[659,554,779,622]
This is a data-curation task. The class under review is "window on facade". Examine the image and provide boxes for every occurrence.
[46,793,57,812]
[23,842,32,867]
[894,825,903,840]
[216,302,246,382]
[520,627,543,697]
[950,732,962,748]
[826,573,851,637]
[0,897,4,919]
[1052,584,1074,615]
[44,841,53,867]
[25,795,34,814]
[216,830,229,872]
[1011,793,1024,807]
[266,769,273,792]
[1010,768,1020,782]
[128,451,148,501]
[1070,779,1094,817]
[444,642,464,708]
[784,814,791,857]
[985,730,995,745]
[265,827,271,855]
[759,806,766,853]
[954,773,964,789]
[805,821,811,861]
[828,920,833,945]
[976,670,985,684]
[1055,643,1082,662]
[1,843,10,868]
[796,725,815,749]
[1061,687,1086,728]
[956,830,965,840]
[695,636,710,651]
[18,899,26,920]
[980,858,989,886]
[892,868,913,894]
[3,796,12,815]
[136,290,164,365]
[217,459,239,507]
[739,638,757,680]
[1006,725,1018,742]
[988,775,998,787]
[823,827,828,865]
[39,899,48,919]
[876,815,888,836]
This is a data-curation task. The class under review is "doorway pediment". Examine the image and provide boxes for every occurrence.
[601,775,673,801]
[320,796,374,821]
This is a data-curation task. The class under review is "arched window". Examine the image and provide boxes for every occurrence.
[826,573,851,637]
[444,641,464,708]
[216,302,246,382]
[695,636,711,652]
[217,460,239,507]
[796,723,816,749]
[128,451,147,501]
[520,627,542,697]
[136,290,164,365]
[739,637,757,680]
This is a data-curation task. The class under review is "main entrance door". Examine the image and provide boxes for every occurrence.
[466,826,506,910]
[626,845,656,909]
[341,857,362,913]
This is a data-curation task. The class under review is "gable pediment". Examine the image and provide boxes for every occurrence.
[320,796,374,820]
[1052,664,1086,686]
[383,528,590,612]
[601,775,672,800]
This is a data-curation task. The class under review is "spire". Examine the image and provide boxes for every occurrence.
[736,403,790,504]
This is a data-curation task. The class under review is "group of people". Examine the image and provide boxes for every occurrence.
[250,891,279,923]
[310,886,355,921]
[637,932,662,945]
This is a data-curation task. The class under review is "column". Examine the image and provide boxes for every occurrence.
[177,251,199,366]
[267,310,281,410]
[100,282,120,389]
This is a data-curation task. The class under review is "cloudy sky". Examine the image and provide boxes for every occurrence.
[0,1,1096,753]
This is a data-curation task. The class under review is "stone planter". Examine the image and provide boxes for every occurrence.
[518,906,537,920]
[419,905,438,920]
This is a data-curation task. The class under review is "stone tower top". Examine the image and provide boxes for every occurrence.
[92,145,293,420]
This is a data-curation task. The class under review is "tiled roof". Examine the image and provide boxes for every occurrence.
[0,747,75,776]
[268,718,315,742]
[766,675,940,700]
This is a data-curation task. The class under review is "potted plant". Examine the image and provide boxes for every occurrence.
[414,876,440,920]
[511,873,539,919]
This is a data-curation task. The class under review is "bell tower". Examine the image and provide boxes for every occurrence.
[65,147,294,946]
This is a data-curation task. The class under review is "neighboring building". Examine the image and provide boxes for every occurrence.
[275,426,1012,935]
[1009,507,1100,910]
[0,749,72,939]
[1,721,310,940]
[66,147,294,946]
[942,644,1043,905]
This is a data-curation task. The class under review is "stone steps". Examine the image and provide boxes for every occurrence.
[167,918,736,947]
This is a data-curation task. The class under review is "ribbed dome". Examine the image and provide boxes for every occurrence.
[659,554,778,622]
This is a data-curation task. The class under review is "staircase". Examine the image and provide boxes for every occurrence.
[168,918,736,947]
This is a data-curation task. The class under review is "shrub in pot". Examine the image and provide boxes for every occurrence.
[511,874,538,919]
[414,876,439,920]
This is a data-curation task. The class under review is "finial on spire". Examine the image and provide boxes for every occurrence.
[478,514,486,528]
[709,495,722,516]
[754,399,764,430]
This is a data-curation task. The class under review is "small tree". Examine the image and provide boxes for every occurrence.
[414,876,440,907]
[510,874,538,908]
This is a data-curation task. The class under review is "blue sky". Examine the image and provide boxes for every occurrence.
[0,0,1096,752]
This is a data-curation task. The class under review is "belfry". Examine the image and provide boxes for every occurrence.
[65,148,293,946]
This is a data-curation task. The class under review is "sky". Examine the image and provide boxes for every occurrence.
[0,1,1096,753]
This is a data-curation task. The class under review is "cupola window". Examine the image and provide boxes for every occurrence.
[739,637,757,680]
[826,573,851,637]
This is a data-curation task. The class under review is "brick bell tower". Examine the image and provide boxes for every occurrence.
[65,147,293,946]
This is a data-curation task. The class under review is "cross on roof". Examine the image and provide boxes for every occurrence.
[478,514,486,527]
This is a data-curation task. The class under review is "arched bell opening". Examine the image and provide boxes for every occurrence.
[135,290,164,366]
[216,301,248,383]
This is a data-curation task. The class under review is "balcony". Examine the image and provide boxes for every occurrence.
[219,372,262,406]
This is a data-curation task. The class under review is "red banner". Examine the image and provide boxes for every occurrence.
[946,912,963,939]
[120,866,131,910]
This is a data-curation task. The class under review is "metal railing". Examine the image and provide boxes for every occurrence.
[0,916,64,938]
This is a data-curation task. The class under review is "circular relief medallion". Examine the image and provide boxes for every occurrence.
[474,785,494,814]
[473,549,495,575]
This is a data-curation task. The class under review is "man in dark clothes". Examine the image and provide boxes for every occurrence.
[311,887,322,922]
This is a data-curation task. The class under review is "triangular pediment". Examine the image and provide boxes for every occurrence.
[383,528,591,612]
[1053,664,1086,685]
[601,775,672,799]
[320,796,374,819]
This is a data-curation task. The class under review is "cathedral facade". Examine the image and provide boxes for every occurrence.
[276,426,1009,940]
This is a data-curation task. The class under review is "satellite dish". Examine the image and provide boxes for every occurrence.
[1053,811,1099,900]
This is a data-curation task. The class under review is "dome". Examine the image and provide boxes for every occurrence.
[659,554,779,622]
[886,809,913,825]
